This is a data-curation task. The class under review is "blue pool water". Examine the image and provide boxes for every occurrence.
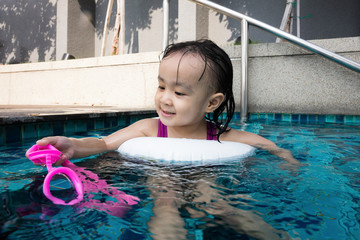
[1,119,359,239]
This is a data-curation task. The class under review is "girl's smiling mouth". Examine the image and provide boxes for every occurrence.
[160,109,175,117]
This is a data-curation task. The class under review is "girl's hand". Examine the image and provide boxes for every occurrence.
[267,147,301,165]
[34,136,75,166]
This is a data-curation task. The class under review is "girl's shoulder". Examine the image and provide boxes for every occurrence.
[131,118,158,137]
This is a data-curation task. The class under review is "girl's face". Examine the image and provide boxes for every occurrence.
[155,52,223,128]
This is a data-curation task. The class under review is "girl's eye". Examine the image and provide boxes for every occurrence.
[175,92,185,96]
[158,86,165,90]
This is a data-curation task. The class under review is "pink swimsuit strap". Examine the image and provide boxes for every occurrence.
[158,118,168,138]
[207,121,217,140]
[157,119,217,140]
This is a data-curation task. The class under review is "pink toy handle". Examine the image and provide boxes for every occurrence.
[27,144,61,168]
[27,144,84,205]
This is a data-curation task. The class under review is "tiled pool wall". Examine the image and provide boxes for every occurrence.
[0,112,158,145]
[246,113,360,124]
[1,112,359,145]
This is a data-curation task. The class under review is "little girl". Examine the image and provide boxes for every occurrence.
[30,39,297,239]
[33,39,299,165]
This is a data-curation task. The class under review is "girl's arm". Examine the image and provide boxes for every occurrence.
[222,129,300,165]
[35,136,107,164]
[253,143,300,164]
[32,118,158,165]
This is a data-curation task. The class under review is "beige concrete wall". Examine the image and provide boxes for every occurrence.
[0,52,160,109]
[1,37,359,115]
[224,37,360,115]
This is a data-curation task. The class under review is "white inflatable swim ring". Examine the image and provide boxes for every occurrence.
[118,137,256,164]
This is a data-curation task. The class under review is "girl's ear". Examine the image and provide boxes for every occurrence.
[206,93,225,113]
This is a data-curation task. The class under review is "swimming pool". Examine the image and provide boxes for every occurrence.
[1,118,359,239]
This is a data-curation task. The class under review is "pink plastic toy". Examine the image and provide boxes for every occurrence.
[26,144,140,217]
[26,144,84,205]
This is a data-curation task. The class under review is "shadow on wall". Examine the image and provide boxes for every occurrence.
[0,0,57,64]
[95,0,177,54]
[78,0,96,27]
[212,0,360,43]
[0,0,175,63]
[212,0,284,43]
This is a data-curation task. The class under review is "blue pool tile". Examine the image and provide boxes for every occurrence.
[344,115,354,124]
[5,125,22,143]
[275,113,282,121]
[75,120,87,133]
[354,115,360,124]
[86,119,95,131]
[125,116,131,126]
[266,113,275,120]
[326,115,336,123]
[282,114,291,122]
[248,113,259,120]
[259,113,267,120]
[0,126,4,145]
[22,123,38,140]
[94,118,104,130]
[129,115,137,123]
[308,114,317,123]
[291,114,299,123]
[317,115,326,123]
[52,121,64,135]
[300,114,308,123]
[64,120,75,135]
[130,115,144,123]
[335,115,344,124]
[249,113,258,120]
[117,117,127,127]
[234,112,241,120]
[2,112,358,145]
[38,122,52,138]
[105,117,117,128]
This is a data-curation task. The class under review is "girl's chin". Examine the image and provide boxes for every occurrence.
[158,115,178,127]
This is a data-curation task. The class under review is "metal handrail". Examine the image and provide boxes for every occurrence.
[162,0,360,120]
[188,0,360,73]
[162,0,170,50]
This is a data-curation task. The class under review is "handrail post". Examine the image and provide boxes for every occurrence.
[241,19,249,121]
[120,0,125,54]
[162,0,170,51]
[101,0,114,56]
[296,0,301,37]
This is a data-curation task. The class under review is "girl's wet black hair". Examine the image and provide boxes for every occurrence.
[161,39,235,141]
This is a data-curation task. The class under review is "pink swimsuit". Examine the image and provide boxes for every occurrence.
[157,119,217,140]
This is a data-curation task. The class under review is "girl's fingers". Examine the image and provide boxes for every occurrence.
[36,137,57,146]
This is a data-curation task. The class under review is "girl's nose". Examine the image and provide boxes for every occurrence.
[160,91,172,106]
